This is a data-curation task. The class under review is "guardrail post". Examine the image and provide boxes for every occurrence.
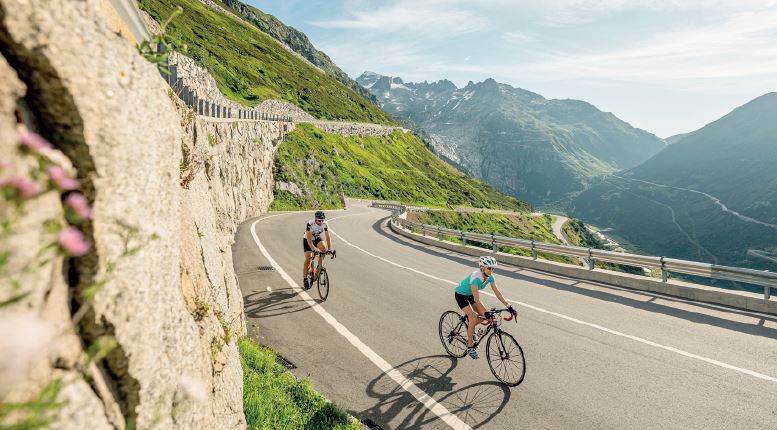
[461,231,466,247]
[438,226,443,241]
[586,248,595,270]
[765,286,771,300]
[660,257,668,282]
[531,240,537,260]
[491,232,497,253]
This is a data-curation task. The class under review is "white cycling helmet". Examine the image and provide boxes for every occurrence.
[479,256,497,268]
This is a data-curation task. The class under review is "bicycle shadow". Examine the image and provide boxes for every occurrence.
[243,287,318,319]
[357,355,511,429]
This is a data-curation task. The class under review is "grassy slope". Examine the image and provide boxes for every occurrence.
[563,218,653,275]
[409,210,573,264]
[271,124,529,211]
[240,338,360,430]
[139,0,395,124]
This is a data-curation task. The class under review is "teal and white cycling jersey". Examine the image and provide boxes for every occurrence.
[454,270,495,296]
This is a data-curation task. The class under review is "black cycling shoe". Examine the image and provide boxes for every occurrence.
[303,278,310,290]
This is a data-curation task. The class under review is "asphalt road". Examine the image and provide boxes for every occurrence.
[235,202,777,430]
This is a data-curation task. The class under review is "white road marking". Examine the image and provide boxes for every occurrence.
[328,220,777,385]
[251,213,472,430]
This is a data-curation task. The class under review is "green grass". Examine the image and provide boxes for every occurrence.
[138,0,395,124]
[270,124,528,211]
[410,210,574,264]
[239,338,360,430]
[563,218,647,275]
[562,218,602,248]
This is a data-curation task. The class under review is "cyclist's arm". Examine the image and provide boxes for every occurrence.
[306,230,315,251]
[490,282,510,307]
[324,228,332,251]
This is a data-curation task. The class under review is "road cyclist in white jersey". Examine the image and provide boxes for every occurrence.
[454,256,516,359]
[302,211,334,290]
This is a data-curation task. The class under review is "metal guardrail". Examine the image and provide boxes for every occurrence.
[372,202,777,300]
[162,62,292,122]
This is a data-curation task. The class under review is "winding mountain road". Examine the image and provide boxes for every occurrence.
[613,175,777,231]
[235,202,777,429]
[550,215,571,245]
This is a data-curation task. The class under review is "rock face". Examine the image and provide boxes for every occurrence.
[0,0,286,428]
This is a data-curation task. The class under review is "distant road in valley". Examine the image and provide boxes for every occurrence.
[551,215,571,245]
[613,175,777,231]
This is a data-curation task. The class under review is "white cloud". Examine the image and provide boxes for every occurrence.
[502,31,532,45]
[311,0,489,38]
[529,8,777,82]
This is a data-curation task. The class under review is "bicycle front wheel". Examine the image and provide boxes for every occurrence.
[486,331,526,386]
[438,311,468,358]
[317,267,329,301]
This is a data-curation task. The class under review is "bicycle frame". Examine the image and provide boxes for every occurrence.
[458,315,501,348]
[306,250,335,281]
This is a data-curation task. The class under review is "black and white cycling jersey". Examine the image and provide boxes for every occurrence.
[302,218,328,239]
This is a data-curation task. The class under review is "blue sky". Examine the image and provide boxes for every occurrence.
[249,0,777,137]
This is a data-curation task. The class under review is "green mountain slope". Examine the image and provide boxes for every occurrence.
[569,93,777,276]
[139,0,394,124]
[357,73,666,208]
[271,125,528,211]
[216,0,379,105]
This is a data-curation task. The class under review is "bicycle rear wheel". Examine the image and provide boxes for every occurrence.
[317,267,329,301]
[486,331,526,386]
[438,311,468,358]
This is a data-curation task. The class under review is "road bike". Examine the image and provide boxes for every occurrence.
[306,249,336,300]
[438,307,526,386]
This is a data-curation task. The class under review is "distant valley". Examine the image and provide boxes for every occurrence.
[570,93,777,275]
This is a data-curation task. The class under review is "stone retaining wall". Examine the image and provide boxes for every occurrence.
[304,120,408,137]
[0,1,290,428]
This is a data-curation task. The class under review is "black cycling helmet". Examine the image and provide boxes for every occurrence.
[314,210,326,220]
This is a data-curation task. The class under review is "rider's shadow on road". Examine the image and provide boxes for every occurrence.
[358,355,511,429]
[243,287,312,319]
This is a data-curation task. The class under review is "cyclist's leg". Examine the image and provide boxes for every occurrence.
[471,301,487,320]
[303,239,313,280]
[461,303,479,348]
[315,239,326,267]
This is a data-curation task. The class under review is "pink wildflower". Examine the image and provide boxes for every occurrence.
[0,159,10,169]
[0,175,42,198]
[65,193,92,220]
[58,227,91,256]
[47,166,80,190]
[19,131,53,153]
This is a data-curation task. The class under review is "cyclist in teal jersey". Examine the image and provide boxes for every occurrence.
[455,256,516,359]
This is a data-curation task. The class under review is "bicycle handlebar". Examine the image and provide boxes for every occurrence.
[312,249,336,259]
[481,307,517,323]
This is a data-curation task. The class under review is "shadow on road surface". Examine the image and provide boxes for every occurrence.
[243,287,315,319]
[357,355,512,429]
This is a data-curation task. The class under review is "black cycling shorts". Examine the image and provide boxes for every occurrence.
[455,292,476,309]
[303,237,323,253]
